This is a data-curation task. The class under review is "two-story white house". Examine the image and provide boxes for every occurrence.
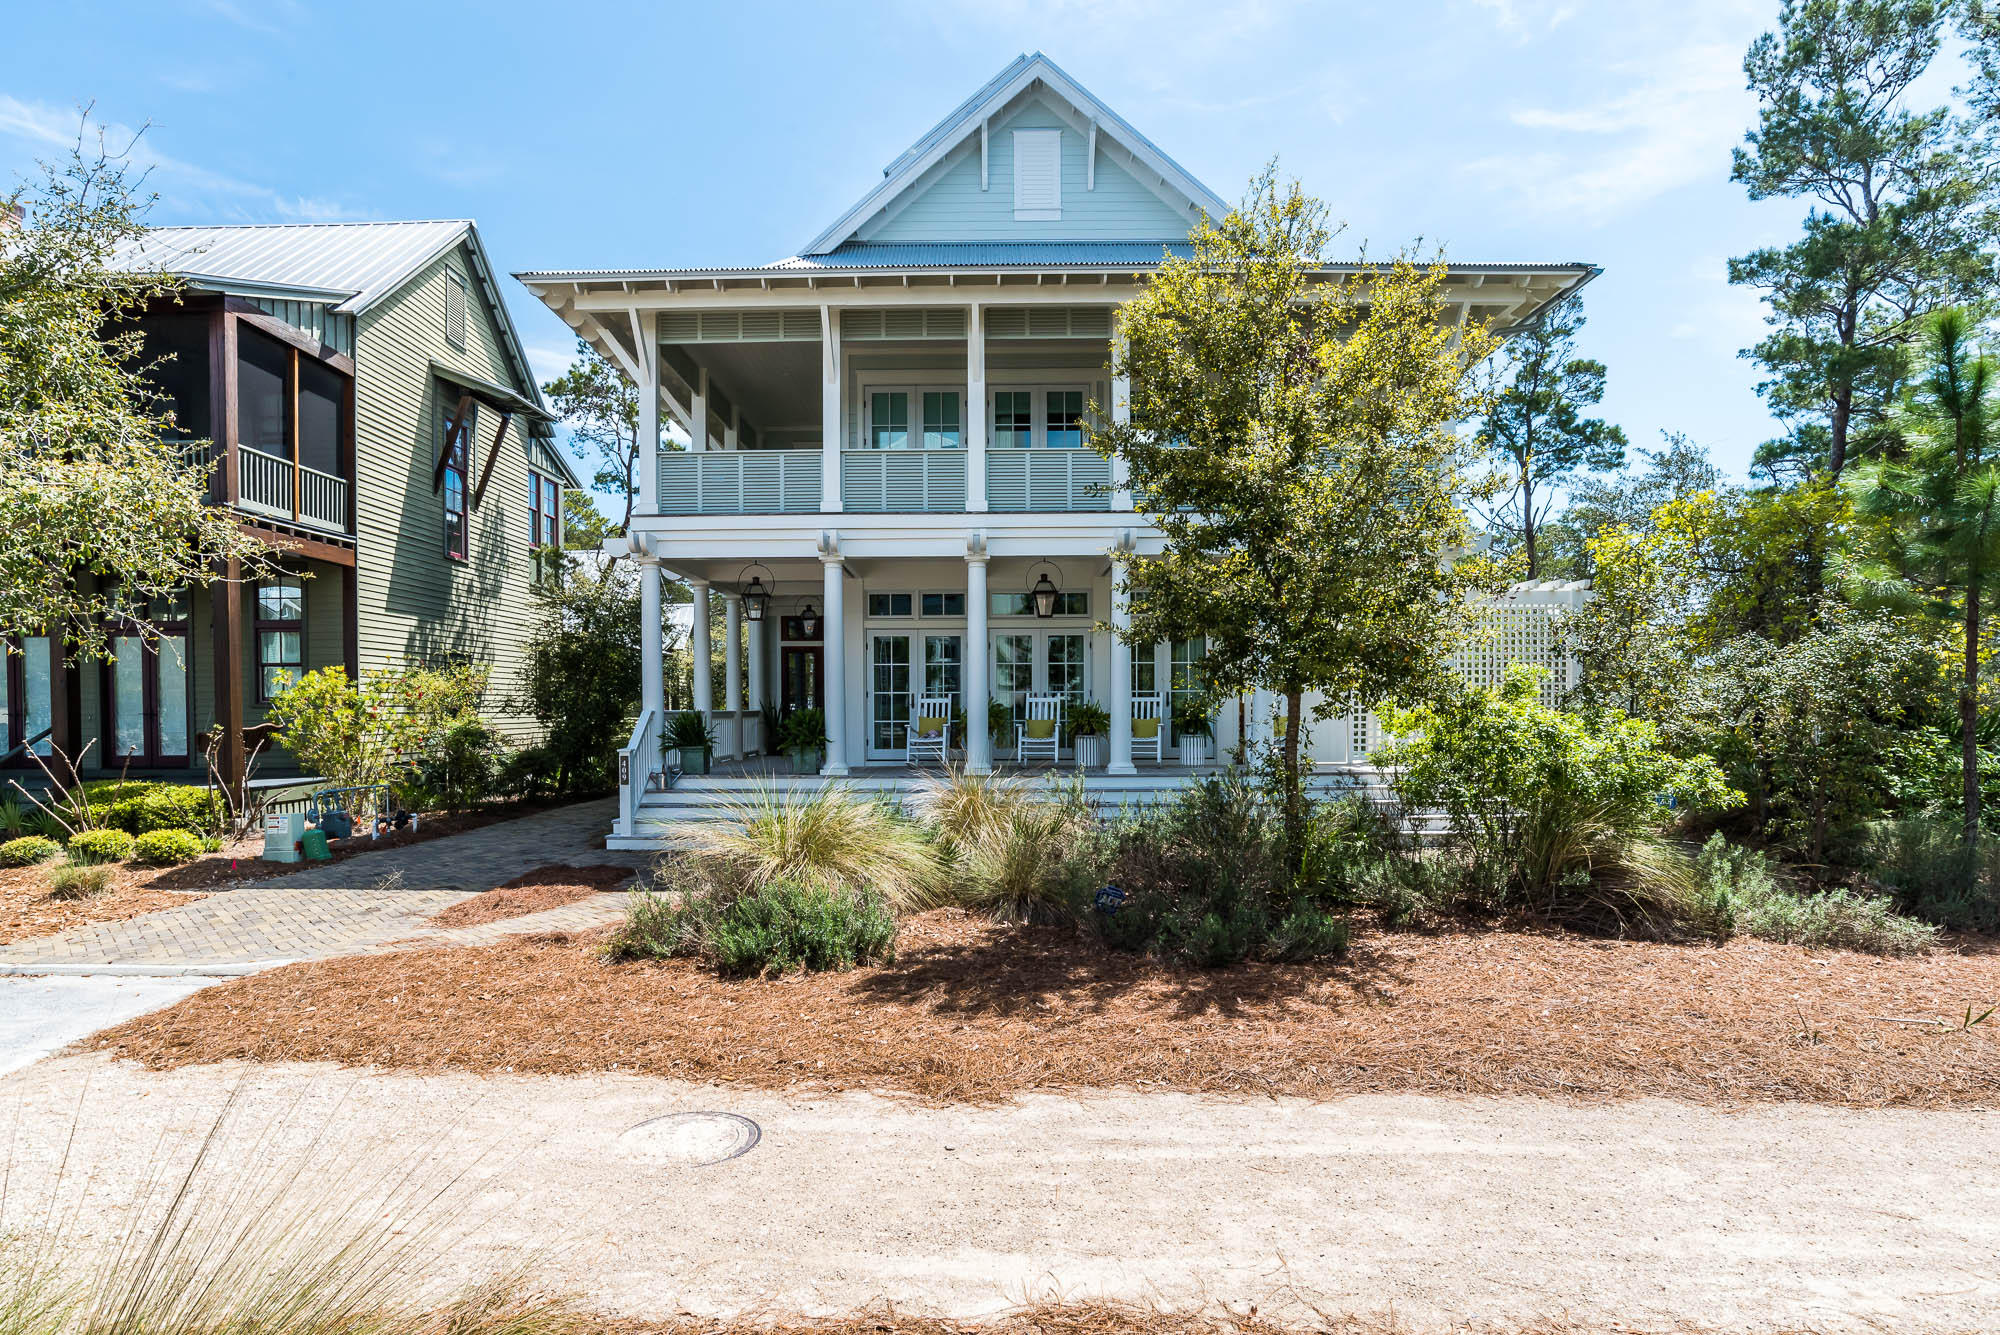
[518,53,1594,845]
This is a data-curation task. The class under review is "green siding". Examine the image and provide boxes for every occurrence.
[861,97,1196,244]
[352,243,543,743]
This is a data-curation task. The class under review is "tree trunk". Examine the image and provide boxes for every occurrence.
[1964,576,1982,848]
[1521,465,1537,579]
[1282,689,1306,885]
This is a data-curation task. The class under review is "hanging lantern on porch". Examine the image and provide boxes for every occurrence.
[1029,562,1061,619]
[738,563,774,622]
[798,600,819,639]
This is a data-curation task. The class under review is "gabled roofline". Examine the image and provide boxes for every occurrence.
[798,52,1232,257]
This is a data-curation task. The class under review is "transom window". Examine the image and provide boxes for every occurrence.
[990,387,1090,449]
[989,590,1089,617]
[869,591,971,619]
[920,592,965,617]
[867,592,914,618]
[865,388,964,449]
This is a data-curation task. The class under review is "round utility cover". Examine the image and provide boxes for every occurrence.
[618,1112,761,1166]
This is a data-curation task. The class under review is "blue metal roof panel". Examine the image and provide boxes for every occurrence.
[770,241,1195,269]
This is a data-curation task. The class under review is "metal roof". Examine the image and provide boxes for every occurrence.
[109,220,470,315]
[769,241,1197,270]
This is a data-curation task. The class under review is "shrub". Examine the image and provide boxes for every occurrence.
[65,829,135,865]
[133,828,204,866]
[514,558,640,793]
[776,707,828,756]
[496,744,561,800]
[1860,818,2000,934]
[268,663,489,800]
[955,780,1104,921]
[607,880,896,976]
[0,835,61,867]
[0,795,26,837]
[680,783,940,910]
[1087,773,1350,966]
[97,783,222,835]
[400,715,501,812]
[1375,665,1738,906]
[47,863,113,900]
[1694,834,1938,955]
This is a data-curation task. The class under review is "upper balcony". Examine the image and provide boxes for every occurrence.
[656,447,1114,516]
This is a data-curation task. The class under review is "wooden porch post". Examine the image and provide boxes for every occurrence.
[211,561,245,792]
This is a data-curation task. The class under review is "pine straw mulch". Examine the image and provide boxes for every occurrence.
[427,864,638,929]
[88,908,2000,1108]
[593,1301,1915,1335]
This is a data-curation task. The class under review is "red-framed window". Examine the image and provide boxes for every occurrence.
[442,405,469,561]
[529,473,562,549]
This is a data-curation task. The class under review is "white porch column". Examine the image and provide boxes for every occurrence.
[1250,687,1273,754]
[690,581,713,717]
[638,554,665,776]
[820,553,850,775]
[690,366,710,453]
[724,402,739,452]
[1107,568,1134,775]
[1111,308,1133,511]
[966,303,987,513]
[964,543,991,774]
[723,590,744,759]
[636,312,660,516]
[820,306,843,512]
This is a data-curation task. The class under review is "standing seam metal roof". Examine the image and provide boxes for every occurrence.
[108,220,471,314]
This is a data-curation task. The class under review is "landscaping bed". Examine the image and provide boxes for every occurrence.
[89,908,2000,1108]
[426,863,635,929]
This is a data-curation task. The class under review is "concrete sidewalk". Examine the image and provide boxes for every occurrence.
[6,1056,1995,1334]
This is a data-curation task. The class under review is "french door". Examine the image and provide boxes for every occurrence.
[779,646,823,714]
[992,631,1087,753]
[102,592,192,768]
[868,633,964,760]
[2,636,55,766]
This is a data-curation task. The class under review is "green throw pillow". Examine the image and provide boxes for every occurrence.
[1132,717,1159,739]
[917,716,946,737]
[1025,718,1056,740]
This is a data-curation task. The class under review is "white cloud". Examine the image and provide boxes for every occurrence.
[1470,0,1576,36]
[0,93,370,222]
[1461,41,1752,222]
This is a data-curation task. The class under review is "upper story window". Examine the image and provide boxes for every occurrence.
[990,387,1089,449]
[256,576,304,701]
[238,328,288,455]
[1013,129,1062,221]
[865,387,963,449]
[444,270,467,350]
[441,404,470,561]
[529,474,562,549]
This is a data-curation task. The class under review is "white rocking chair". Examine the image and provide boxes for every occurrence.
[1014,692,1063,766]
[1130,693,1166,764]
[905,694,954,766]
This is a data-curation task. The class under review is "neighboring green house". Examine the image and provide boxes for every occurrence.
[0,220,577,788]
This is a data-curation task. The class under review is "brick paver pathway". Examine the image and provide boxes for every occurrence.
[0,799,648,975]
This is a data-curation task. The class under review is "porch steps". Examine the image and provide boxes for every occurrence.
[615,765,1411,846]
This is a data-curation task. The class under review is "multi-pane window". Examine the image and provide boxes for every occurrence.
[923,635,962,711]
[1045,390,1085,449]
[256,577,305,701]
[989,590,1089,617]
[1131,643,1159,698]
[867,592,914,617]
[868,391,909,450]
[1048,634,1086,705]
[529,474,562,548]
[441,405,469,560]
[992,391,1033,449]
[994,634,1033,725]
[1170,637,1207,743]
[922,392,961,449]
[920,592,965,617]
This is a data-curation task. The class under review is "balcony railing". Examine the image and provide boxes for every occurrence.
[986,450,1112,512]
[236,444,350,534]
[841,450,965,513]
[658,449,822,515]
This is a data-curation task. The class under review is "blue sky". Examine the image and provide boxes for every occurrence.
[5,0,1892,497]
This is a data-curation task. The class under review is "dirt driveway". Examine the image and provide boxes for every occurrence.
[6,1054,1994,1334]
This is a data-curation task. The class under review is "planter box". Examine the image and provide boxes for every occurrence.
[1177,736,1208,767]
[788,746,824,775]
[673,745,712,776]
[1073,734,1106,769]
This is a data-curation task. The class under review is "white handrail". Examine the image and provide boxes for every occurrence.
[617,708,659,838]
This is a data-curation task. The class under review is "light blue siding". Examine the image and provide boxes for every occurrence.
[861,97,1197,244]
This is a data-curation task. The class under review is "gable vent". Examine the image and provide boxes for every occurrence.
[444,270,466,349]
[985,306,1113,340]
[1013,129,1062,221]
[657,310,822,344]
[841,309,969,341]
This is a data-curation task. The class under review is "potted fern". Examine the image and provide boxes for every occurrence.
[777,707,828,774]
[665,709,716,775]
[1068,698,1111,769]
[1173,700,1213,767]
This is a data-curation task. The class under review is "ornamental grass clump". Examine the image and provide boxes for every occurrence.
[679,782,941,910]
[45,863,112,900]
[953,776,1104,922]
[908,766,1030,864]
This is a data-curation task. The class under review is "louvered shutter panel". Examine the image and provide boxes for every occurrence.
[444,273,466,349]
[1013,130,1062,218]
